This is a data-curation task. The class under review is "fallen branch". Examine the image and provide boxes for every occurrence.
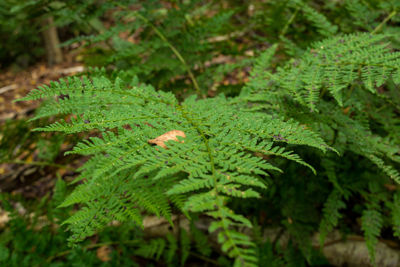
[0,84,17,95]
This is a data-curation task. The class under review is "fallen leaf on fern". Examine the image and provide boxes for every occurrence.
[148,130,186,148]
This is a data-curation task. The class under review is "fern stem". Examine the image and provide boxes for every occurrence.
[57,0,117,52]
[112,2,204,98]
[189,251,220,265]
[135,13,203,98]
[178,106,246,263]
[371,10,397,34]
[346,67,361,99]
[4,160,70,169]
[279,6,300,39]
[314,61,400,72]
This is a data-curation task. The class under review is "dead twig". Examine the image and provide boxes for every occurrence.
[0,84,17,95]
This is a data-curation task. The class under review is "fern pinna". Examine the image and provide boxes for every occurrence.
[20,68,330,265]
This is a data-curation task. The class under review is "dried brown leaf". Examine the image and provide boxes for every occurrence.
[96,245,112,262]
[148,130,186,148]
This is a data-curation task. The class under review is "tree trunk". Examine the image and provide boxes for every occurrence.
[41,16,63,66]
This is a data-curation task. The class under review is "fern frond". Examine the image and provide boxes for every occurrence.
[58,183,95,208]
[167,177,214,195]
[361,208,383,263]
[180,228,191,266]
[23,73,329,265]
[245,33,400,185]
[368,155,400,184]
[392,192,400,237]
[165,233,178,264]
[288,0,338,37]
[248,33,400,111]
[134,238,166,260]
[319,189,346,246]
[191,222,212,256]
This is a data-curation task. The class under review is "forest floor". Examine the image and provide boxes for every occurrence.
[0,53,84,199]
[0,60,83,122]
